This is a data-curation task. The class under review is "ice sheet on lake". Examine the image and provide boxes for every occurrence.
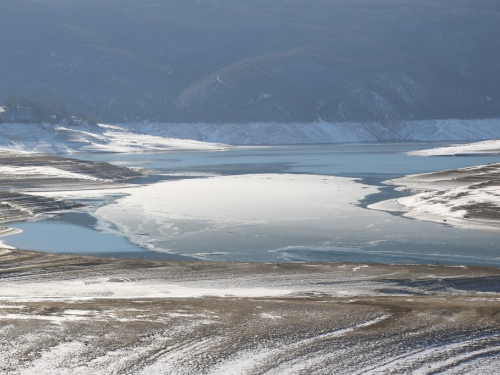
[90,174,380,259]
[35,171,500,264]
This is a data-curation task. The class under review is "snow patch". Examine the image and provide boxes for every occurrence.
[0,278,293,302]
[0,123,228,154]
[408,139,500,156]
[0,166,102,181]
[260,313,282,319]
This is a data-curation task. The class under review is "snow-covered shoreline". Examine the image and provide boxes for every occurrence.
[370,163,500,231]
[408,139,500,156]
[121,118,500,145]
[0,122,228,154]
[0,118,499,155]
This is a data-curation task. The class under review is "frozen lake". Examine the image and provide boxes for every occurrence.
[4,142,500,266]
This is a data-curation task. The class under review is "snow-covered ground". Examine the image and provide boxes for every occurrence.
[0,123,227,154]
[394,183,500,228]
[371,163,500,230]
[0,276,292,302]
[1,249,500,375]
[121,118,500,145]
[409,139,500,156]
[0,165,103,181]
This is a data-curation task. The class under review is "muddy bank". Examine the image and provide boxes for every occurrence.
[1,250,500,374]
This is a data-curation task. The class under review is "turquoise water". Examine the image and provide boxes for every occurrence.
[75,142,500,178]
[6,213,194,260]
[4,142,500,266]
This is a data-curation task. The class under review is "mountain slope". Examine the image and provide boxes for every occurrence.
[1,0,500,123]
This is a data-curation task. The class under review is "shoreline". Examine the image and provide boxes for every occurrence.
[0,148,498,267]
[408,139,500,157]
[370,163,500,231]
[0,150,145,244]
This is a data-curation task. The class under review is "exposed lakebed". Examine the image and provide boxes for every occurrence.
[3,142,500,266]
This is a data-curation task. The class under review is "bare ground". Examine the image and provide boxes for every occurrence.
[1,249,500,374]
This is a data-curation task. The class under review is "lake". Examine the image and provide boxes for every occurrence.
[4,142,500,266]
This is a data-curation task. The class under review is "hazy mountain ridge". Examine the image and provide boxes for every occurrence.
[1,0,500,124]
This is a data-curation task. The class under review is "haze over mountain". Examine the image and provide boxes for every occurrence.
[1,0,499,124]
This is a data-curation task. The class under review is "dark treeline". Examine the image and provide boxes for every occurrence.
[0,95,101,125]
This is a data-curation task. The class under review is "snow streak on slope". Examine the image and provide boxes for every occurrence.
[0,123,227,154]
[0,166,102,181]
[122,118,500,145]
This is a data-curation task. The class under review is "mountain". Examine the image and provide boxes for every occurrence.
[1,0,500,124]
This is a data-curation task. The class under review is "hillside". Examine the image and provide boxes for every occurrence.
[1,0,500,124]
